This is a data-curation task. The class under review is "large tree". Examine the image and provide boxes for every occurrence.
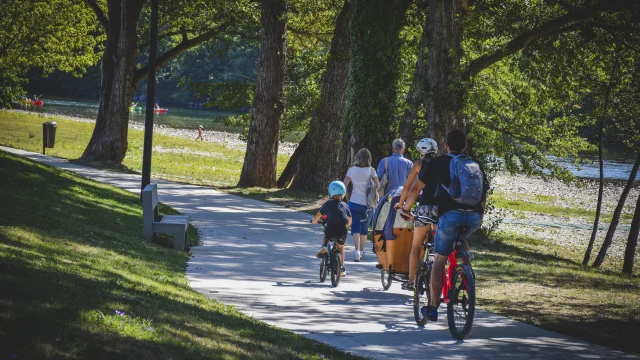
[80,0,252,164]
[282,0,351,191]
[237,0,287,187]
[342,0,412,163]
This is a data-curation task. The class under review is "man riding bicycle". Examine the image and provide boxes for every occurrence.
[399,129,489,321]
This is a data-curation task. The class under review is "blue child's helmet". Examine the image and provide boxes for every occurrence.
[328,181,347,197]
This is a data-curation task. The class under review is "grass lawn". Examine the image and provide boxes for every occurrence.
[492,190,635,223]
[473,231,640,355]
[0,111,289,187]
[0,151,359,360]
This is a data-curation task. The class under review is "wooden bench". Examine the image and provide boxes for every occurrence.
[142,183,189,250]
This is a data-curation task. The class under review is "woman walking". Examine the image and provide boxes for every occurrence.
[344,148,379,262]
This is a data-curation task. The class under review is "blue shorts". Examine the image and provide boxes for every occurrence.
[434,210,481,256]
[348,202,370,235]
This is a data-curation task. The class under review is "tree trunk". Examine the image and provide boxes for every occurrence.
[343,0,412,163]
[284,0,351,192]
[584,52,620,265]
[276,132,310,188]
[399,10,428,150]
[584,117,606,265]
[425,0,464,148]
[80,0,144,163]
[622,192,640,275]
[237,0,287,188]
[593,151,640,268]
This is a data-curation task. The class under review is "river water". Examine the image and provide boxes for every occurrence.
[17,98,636,180]
[22,98,237,131]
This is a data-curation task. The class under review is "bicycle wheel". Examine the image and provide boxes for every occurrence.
[319,254,328,282]
[413,256,433,326]
[381,270,392,290]
[447,264,476,340]
[330,250,341,287]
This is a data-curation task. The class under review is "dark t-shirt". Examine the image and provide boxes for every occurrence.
[418,157,438,206]
[418,153,490,215]
[320,199,351,235]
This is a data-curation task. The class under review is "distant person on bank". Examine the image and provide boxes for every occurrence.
[377,139,414,197]
[195,125,204,141]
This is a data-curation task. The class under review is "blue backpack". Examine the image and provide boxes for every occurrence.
[441,153,484,206]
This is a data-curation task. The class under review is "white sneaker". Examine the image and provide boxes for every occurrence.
[316,246,328,258]
[340,267,346,277]
[361,251,365,260]
[354,251,361,262]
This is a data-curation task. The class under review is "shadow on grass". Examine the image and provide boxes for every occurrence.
[469,232,640,356]
[0,252,347,359]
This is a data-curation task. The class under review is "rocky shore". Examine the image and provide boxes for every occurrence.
[492,173,638,261]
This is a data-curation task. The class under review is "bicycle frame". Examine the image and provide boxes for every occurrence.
[442,244,470,303]
[318,216,340,273]
[418,222,469,304]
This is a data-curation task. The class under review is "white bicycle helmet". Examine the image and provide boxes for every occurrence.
[416,138,438,155]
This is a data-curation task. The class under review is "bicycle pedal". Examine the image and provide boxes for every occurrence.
[375,264,382,269]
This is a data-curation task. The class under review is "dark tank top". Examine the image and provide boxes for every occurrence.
[418,157,438,206]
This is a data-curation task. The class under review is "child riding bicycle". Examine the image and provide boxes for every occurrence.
[312,181,352,277]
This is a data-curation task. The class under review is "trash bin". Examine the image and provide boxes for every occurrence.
[42,121,57,154]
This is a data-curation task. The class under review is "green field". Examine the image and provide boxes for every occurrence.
[0,151,359,359]
[0,111,288,187]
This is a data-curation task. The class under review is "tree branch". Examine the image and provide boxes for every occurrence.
[133,23,229,86]
[84,0,108,30]
[465,0,640,78]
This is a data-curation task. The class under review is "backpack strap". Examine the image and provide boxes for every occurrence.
[384,157,388,172]
[440,153,461,193]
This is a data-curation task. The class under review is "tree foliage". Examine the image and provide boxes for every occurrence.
[456,0,640,181]
[0,0,102,107]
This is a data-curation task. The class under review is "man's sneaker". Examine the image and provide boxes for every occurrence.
[354,250,360,262]
[361,251,365,260]
[315,246,328,258]
[340,267,346,277]
[421,305,438,321]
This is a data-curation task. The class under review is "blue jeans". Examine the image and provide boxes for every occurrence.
[349,202,369,235]
[434,210,481,256]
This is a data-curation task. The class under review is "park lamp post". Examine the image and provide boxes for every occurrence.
[141,0,159,195]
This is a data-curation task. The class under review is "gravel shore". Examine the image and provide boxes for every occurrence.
[492,172,639,261]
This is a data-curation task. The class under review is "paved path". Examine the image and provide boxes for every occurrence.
[3,146,635,360]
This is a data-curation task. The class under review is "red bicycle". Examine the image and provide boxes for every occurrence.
[413,223,476,340]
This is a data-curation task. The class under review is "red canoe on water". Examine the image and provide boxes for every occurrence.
[154,108,168,113]
[33,99,44,106]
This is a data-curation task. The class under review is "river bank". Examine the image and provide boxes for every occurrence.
[5,109,298,156]
[492,173,638,263]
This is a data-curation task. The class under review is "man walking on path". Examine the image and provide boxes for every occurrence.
[377,139,414,196]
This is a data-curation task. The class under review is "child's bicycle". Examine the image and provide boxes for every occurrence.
[313,215,342,287]
[413,216,476,340]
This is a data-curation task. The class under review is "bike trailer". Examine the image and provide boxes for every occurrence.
[372,186,417,274]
